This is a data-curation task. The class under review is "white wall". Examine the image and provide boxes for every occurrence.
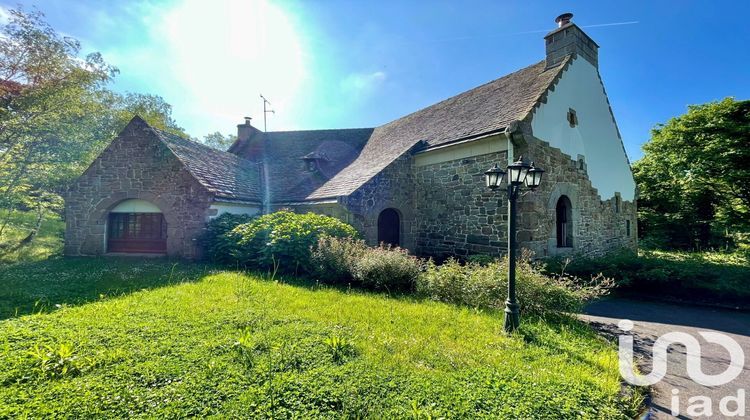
[530,58,635,200]
[110,199,162,213]
[415,134,508,167]
[209,202,260,219]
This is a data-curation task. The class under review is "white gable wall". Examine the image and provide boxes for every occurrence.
[530,57,635,200]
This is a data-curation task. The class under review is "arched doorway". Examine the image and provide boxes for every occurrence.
[556,196,573,248]
[377,208,400,247]
[107,199,167,253]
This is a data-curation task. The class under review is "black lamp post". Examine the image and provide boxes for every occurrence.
[484,157,545,333]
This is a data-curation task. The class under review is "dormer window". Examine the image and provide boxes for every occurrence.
[567,108,578,127]
[301,151,328,172]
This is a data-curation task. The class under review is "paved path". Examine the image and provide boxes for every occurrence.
[582,298,750,419]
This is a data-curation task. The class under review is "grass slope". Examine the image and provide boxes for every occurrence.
[0,259,641,418]
[0,210,64,265]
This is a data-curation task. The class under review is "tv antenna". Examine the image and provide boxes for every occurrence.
[260,94,275,132]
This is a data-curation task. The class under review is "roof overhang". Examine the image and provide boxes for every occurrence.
[212,197,263,206]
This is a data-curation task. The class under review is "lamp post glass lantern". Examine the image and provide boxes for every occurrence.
[525,162,545,190]
[506,158,531,186]
[484,156,544,333]
[484,164,505,189]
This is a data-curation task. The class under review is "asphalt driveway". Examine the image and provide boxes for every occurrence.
[582,298,750,419]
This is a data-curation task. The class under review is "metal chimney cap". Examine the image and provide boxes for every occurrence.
[555,13,573,27]
[243,116,252,125]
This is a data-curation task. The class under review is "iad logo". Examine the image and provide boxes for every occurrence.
[617,319,747,417]
[617,319,745,386]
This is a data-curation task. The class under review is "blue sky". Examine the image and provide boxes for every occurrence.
[2,1,748,161]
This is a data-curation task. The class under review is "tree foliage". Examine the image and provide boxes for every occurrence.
[634,97,750,249]
[0,7,185,249]
[202,131,236,151]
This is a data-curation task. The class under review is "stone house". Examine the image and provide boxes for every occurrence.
[64,13,637,259]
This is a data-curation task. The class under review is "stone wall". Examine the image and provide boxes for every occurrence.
[64,120,214,258]
[341,155,417,250]
[514,136,637,258]
[412,151,509,259]
[405,136,635,260]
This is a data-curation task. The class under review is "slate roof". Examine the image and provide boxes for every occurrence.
[158,56,571,204]
[305,57,571,199]
[260,129,373,202]
[153,128,262,203]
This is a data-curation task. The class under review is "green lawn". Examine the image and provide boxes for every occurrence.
[0,258,642,418]
[0,210,64,265]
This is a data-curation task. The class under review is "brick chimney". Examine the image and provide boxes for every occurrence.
[237,116,258,142]
[227,116,263,158]
[544,13,599,69]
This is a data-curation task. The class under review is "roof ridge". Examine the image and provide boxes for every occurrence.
[376,60,551,130]
[266,127,374,134]
[152,127,257,166]
[305,58,570,200]
[148,125,262,202]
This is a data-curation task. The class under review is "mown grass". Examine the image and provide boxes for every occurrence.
[0,210,64,265]
[0,258,642,418]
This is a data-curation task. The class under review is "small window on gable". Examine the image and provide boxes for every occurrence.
[626,219,631,237]
[567,108,578,128]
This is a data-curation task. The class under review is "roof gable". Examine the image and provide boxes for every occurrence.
[306,57,572,199]
[149,124,262,203]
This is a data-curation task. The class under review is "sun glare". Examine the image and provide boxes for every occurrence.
[152,0,305,131]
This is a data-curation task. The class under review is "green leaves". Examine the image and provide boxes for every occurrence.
[635,97,750,249]
[205,211,358,273]
[0,7,187,251]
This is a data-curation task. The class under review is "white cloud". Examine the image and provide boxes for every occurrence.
[339,71,387,103]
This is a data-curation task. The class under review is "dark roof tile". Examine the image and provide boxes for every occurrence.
[306,58,570,199]
[153,128,262,203]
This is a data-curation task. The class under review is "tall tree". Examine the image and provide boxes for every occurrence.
[0,8,116,238]
[0,7,186,250]
[633,97,750,249]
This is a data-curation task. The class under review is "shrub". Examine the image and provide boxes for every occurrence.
[416,256,609,316]
[465,254,497,266]
[310,236,423,291]
[541,249,750,302]
[231,211,357,272]
[310,236,368,284]
[200,213,255,263]
[351,245,423,291]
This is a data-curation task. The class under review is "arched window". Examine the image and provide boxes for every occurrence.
[107,199,167,253]
[377,208,400,247]
[556,196,573,248]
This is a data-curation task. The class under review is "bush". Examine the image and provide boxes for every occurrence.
[465,254,497,266]
[310,236,422,290]
[352,245,423,291]
[310,236,368,284]
[231,211,358,272]
[416,256,610,316]
[200,213,255,263]
[541,249,750,303]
